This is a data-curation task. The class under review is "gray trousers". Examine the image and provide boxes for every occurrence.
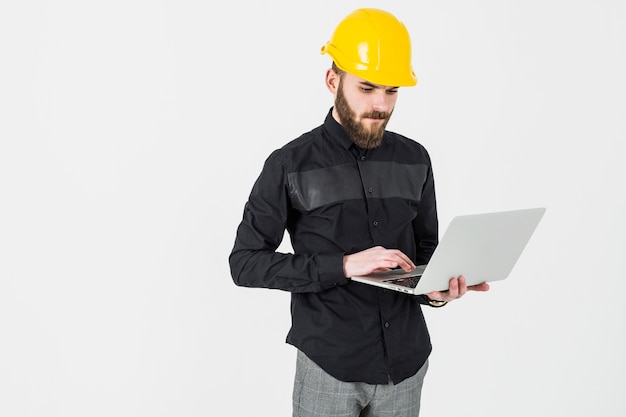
[292,351,428,417]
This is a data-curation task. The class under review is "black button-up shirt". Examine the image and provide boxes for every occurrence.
[229,109,439,384]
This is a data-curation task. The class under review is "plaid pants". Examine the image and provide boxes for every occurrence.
[293,351,428,417]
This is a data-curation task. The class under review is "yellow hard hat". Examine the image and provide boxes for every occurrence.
[320,8,417,87]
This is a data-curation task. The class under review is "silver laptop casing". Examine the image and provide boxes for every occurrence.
[350,207,546,295]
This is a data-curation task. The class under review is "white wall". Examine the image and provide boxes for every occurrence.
[1,1,624,416]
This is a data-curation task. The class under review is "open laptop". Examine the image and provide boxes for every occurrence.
[350,207,546,295]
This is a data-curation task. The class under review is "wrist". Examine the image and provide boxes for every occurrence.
[425,296,447,308]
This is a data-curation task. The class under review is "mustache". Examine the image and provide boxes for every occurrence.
[361,111,390,120]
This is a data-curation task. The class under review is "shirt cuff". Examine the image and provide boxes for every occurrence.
[317,253,349,289]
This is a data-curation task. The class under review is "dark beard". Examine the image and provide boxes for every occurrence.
[335,83,392,149]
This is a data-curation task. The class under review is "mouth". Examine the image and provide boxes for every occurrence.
[362,112,390,122]
[363,117,387,124]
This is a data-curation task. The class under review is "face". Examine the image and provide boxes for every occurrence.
[329,70,399,149]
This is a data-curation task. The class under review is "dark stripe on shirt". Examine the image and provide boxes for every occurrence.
[287,162,428,211]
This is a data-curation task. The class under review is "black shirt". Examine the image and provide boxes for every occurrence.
[229,109,439,384]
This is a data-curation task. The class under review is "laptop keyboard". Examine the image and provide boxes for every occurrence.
[383,276,421,289]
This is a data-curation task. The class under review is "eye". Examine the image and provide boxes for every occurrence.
[387,89,399,95]
[360,86,373,92]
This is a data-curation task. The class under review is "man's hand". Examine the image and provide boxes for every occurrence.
[343,246,416,278]
[426,275,490,302]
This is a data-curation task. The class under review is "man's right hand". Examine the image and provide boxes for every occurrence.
[343,246,416,278]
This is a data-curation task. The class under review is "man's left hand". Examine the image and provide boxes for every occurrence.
[426,275,490,303]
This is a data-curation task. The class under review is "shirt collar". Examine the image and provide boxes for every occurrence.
[323,108,355,151]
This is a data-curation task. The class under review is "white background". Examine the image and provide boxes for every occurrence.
[1,1,625,416]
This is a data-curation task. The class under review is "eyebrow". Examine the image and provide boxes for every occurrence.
[359,81,400,90]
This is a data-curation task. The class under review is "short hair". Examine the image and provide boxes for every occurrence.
[331,61,345,78]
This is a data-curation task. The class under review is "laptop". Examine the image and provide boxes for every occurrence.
[350,207,546,295]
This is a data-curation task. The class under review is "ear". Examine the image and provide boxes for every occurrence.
[325,68,339,94]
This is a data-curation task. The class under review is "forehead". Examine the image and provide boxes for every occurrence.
[341,71,398,89]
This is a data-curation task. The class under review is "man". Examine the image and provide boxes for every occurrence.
[229,8,489,416]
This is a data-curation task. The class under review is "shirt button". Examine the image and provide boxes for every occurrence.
[367,187,373,193]
[384,322,390,328]
[360,155,366,161]
[373,220,379,227]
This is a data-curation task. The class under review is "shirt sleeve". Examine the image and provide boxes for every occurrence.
[413,154,438,265]
[412,154,439,305]
[228,150,348,293]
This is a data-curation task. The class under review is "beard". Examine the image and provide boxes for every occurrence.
[335,83,392,149]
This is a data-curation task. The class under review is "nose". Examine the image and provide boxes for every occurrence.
[372,90,393,113]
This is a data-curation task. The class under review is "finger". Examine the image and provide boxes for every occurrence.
[398,260,416,272]
[448,277,459,298]
[384,250,415,271]
[468,282,490,292]
[373,259,413,273]
[457,275,467,297]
